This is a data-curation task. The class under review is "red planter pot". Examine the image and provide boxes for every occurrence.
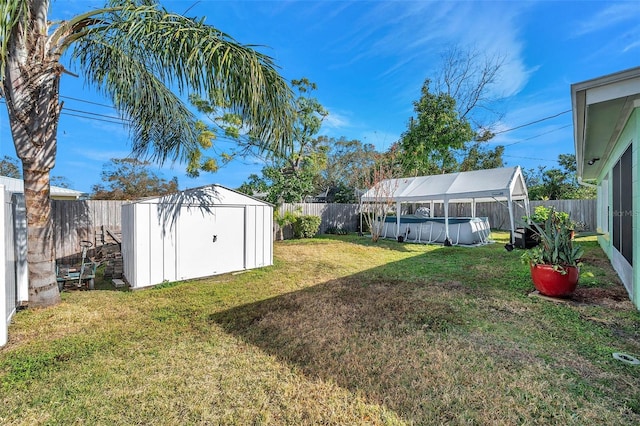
[530,264,579,297]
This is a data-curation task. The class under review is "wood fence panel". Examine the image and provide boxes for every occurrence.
[52,200,126,262]
[277,199,596,238]
[50,199,596,250]
[277,203,361,238]
[529,200,596,231]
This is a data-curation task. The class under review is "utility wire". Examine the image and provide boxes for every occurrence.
[63,106,130,123]
[503,154,558,163]
[502,124,572,147]
[0,99,128,125]
[60,111,128,125]
[494,109,571,135]
[60,95,117,109]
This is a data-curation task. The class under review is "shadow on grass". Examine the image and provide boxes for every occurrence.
[209,269,481,423]
[208,244,640,424]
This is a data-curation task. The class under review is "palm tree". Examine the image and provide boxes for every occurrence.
[1,0,294,307]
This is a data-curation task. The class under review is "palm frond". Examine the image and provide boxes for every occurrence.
[0,0,30,82]
[74,40,199,163]
[69,1,294,163]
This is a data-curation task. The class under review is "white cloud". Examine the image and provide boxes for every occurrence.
[623,37,640,53]
[572,3,640,37]
[322,108,350,130]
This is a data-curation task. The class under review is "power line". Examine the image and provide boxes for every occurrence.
[494,109,571,135]
[0,99,128,125]
[503,154,558,163]
[503,124,572,147]
[63,106,130,123]
[60,95,116,109]
[60,111,128,126]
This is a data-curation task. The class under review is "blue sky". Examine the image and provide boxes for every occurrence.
[1,0,639,194]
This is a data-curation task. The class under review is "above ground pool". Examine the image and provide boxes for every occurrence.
[382,215,491,246]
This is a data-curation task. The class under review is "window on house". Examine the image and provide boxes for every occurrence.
[612,144,633,266]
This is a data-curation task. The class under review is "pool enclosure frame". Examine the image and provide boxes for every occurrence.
[360,166,531,245]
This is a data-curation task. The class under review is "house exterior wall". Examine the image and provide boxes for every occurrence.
[596,107,639,309]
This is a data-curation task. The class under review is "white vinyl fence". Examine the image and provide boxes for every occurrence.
[1,189,28,347]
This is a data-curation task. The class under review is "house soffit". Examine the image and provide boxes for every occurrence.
[573,69,640,180]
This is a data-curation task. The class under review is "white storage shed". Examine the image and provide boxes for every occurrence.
[122,185,273,289]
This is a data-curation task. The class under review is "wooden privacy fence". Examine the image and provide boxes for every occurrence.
[277,203,362,239]
[51,199,597,257]
[276,199,597,238]
[52,200,125,262]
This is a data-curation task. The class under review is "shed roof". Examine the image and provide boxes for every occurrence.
[126,184,272,207]
[360,166,528,203]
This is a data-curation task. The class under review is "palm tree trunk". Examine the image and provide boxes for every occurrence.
[3,0,61,307]
[23,167,60,307]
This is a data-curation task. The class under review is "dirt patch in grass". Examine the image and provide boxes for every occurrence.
[572,284,633,309]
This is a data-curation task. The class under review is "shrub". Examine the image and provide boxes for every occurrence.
[274,208,300,240]
[294,215,321,238]
[325,225,349,235]
[528,205,574,229]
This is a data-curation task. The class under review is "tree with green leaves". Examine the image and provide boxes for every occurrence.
[0,155,21,178]
[525,154,596,200]
[396,79,474,175]
[396,45,508,175]
[91,158,178,200]
[236,173,269,198]
[316,136,378,203]
[458,143,504,172]
[185,91,267,177]
[1,0,294,307]
[240,78,329,204]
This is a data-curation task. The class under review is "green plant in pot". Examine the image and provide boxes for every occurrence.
[521,207,583,297]
[527,205,575,233]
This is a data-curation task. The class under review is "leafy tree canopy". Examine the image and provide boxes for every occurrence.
[91,158,178,200]
[396,79,475,175]
[0,155,21,178]
[524,154,596,200]
[238,78,329,203]
[316,136,379,203]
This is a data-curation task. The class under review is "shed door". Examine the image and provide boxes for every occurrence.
[177,206,245,280]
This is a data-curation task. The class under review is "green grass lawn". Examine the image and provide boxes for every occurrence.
[1,232,639,425]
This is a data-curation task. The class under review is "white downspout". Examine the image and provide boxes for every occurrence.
[524,197,531,224]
